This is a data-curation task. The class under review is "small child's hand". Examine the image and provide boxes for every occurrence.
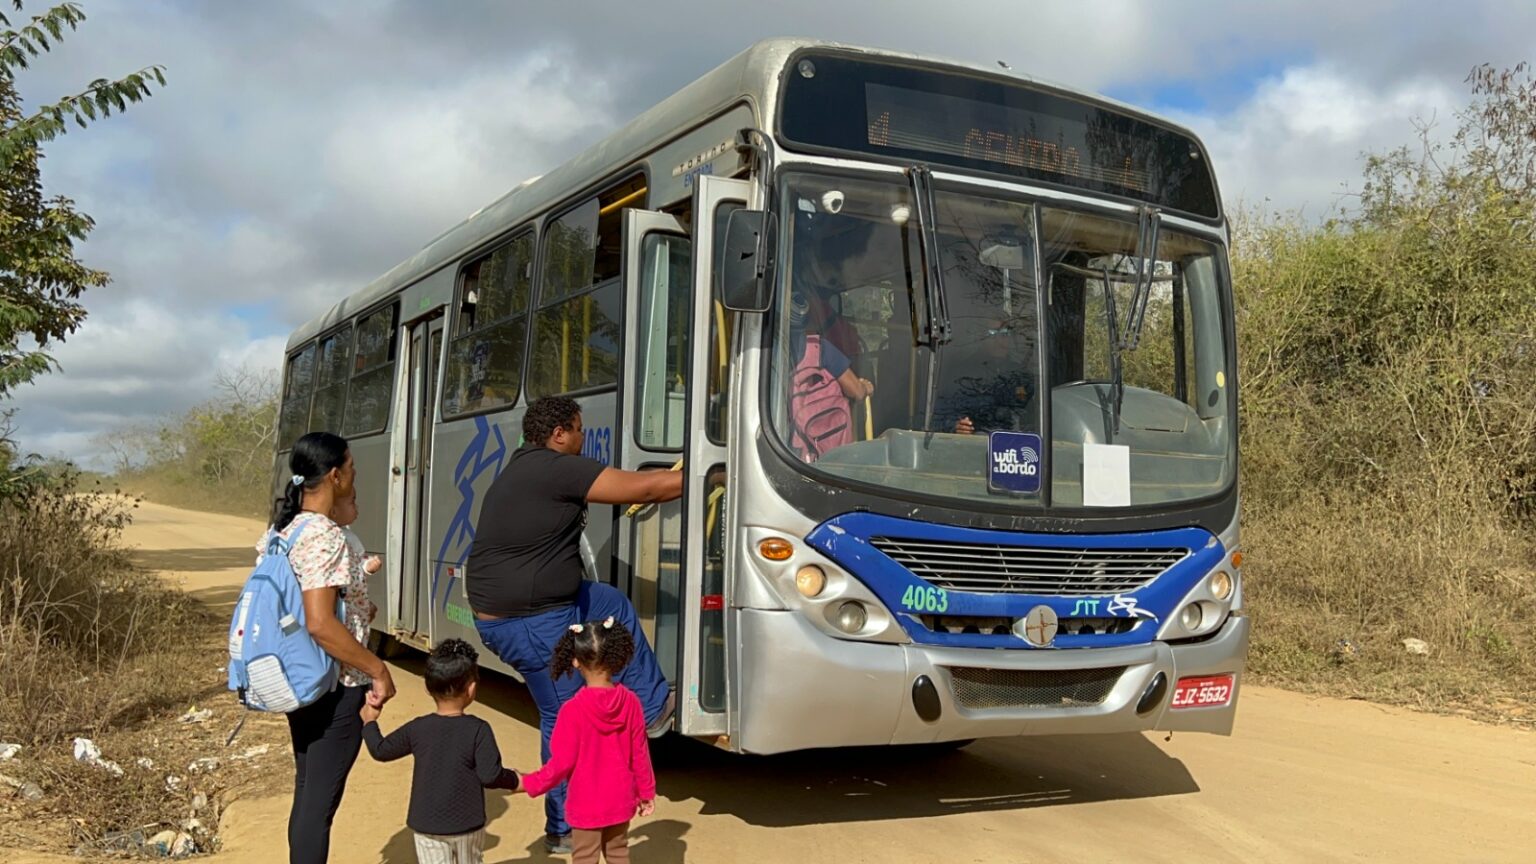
[364,555,383,575]
[360,703,381,724]
[637,799,655,817]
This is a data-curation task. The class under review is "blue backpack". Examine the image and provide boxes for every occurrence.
[226,521,343,712]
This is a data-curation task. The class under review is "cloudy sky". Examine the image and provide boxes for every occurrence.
[10,0,1536,464]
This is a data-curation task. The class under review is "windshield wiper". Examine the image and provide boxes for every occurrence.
[907,165,951,440]
[1057,206,1165,437]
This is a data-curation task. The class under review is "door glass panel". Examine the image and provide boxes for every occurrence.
[634,233,692,450]
[631,497,683,684]
[698,469,727,712]
[707,202,742,445]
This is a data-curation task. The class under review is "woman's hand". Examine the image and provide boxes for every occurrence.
[360,702,381,724]
[367,665,396,708]
[364,555,383,575]
[637,799,655,817]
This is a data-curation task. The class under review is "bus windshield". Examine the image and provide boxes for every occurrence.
[767,171,1233,510]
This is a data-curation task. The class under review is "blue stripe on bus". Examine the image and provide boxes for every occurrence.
[804,512,1224,649]
[431,415,509,611]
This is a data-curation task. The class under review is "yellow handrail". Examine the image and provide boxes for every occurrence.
[705,485,726,537]
[582,295,592,384]
[624,459,684,518]
[863,395,874,441]
[713,300,728,394]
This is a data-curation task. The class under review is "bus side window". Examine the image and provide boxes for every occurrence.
[443,231,533,418]
[309,324,353,434]
[278,343,317,447]
[343,302,400,437]
[530,176,647,397]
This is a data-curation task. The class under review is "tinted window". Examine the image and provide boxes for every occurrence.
[529,177,645,397]
[310,325,353,434]
[445,232,533,417]
[278,343,316,448]
[343,304,398,437]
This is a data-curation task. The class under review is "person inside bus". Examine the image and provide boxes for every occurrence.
[465,397,679,855]
[787,288,873,461]
[935,314,1037,436]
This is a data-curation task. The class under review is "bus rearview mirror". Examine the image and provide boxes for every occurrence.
[720,209,772,313]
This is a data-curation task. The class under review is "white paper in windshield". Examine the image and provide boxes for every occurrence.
[1083,443,1131,507]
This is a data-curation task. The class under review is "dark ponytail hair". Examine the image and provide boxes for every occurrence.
[272,432,350,531]
[550,617,636,680]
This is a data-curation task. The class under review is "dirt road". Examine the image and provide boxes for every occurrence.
[124,501,1536,863]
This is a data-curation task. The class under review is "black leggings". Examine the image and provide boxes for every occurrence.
[286,685,364,864]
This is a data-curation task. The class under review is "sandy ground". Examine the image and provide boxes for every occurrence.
[35,501,1536,863]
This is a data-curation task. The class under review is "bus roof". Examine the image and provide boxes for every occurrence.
[286,37,1209,350]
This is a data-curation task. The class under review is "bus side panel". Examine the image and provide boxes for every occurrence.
[422,409,522,680]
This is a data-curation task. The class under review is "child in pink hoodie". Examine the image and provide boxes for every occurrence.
[519,617,656,864]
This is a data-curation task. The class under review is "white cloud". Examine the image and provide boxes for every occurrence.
[1172,64,1462,217]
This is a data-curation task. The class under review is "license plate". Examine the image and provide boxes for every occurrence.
[1170,674,1234,709]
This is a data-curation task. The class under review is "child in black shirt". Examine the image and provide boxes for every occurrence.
[361,639,519,863]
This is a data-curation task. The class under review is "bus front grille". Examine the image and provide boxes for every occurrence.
[871,537,1187,596]
[944,665,1125,709]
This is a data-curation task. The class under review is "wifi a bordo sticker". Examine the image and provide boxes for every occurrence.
[988,431,1042,494]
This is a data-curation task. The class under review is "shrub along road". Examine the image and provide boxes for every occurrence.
[37,501,1532,863]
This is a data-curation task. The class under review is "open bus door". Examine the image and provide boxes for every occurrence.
[617,176,748,738]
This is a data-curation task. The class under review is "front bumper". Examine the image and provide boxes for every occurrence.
[734,608,1250,755]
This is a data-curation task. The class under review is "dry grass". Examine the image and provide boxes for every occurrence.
[0,478,288,858]
[1243,486,1536,719]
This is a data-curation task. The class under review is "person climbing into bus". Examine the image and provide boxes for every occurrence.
[787,289,873,462]
[465,396,677,855]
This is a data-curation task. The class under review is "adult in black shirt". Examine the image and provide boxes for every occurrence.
[467,396,680,854]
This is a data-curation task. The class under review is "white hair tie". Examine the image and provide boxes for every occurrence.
[290,475,305,487]
[569,623,585,634]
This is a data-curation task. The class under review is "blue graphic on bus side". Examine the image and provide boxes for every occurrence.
[431,416,508,611]
[431,421,613,612]
[988,430,1041,493]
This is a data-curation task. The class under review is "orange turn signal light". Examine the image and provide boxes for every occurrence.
[758,537,793,561]
[1231,551,1244,569]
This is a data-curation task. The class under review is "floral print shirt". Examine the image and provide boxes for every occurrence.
[256,512,373,688]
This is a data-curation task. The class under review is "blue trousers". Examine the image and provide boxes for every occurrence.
[475,581,670,837]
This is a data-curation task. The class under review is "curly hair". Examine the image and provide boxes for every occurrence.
[425,638,480,699]
[550,617,636,680]
[523,396,581,447]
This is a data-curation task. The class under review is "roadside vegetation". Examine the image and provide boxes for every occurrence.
[1235,64,1536,716]
[103,367,279,520]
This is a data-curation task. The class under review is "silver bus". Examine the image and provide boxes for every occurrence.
[274,39,1247,754]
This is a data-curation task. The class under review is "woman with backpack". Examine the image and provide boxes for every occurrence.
[270,432,397,864]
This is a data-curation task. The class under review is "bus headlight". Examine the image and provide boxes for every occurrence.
[1179,603,1204,632]
[833,601,868,634]
[795,565,827,598]
[1210,570,1233,601]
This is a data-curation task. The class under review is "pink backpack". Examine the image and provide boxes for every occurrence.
[790,335,854,461]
